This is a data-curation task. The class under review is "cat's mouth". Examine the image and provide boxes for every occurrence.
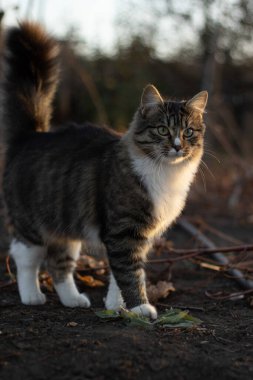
[162,148,190,163]
[168,149,184,157]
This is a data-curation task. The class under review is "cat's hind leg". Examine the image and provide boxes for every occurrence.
[105,272,125,311]
[47,241,90,308]
[10,239,46,305]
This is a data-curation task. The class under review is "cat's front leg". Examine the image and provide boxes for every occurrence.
[105,273,125,310]
[105,240,157,319]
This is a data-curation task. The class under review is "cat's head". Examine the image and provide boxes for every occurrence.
[130,85,208,164]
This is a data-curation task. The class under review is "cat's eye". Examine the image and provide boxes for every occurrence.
[157,126,170,136]
[183,128,194,138]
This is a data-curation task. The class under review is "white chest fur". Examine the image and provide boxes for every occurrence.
[132,155,201,237]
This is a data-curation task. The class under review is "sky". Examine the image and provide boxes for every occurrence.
[1,0,119,54]
[1,0,203,58]
[1,0,247,60]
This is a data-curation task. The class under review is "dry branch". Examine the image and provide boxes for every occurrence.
[150,243,253,262]
[178,218,253,290]
[205,288,253,301]
[191,217,243,245]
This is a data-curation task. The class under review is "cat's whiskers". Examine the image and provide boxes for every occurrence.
[184,155,206,192]
[203,143,220,161]
[204,151,220,162]
[198,166,207,192]
[203,149,220,165]
[200,159,215,179]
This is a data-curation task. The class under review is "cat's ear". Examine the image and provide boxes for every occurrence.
[186,91,208,114]
[141,84,163,114]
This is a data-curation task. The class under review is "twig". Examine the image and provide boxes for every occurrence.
[154,241,253,255]
[157,302,205,312]
[212,331,235,345]
[5,255,16,282]
[192,217,243,245]
[178,218,253,290]
[205,288,253,301]
[149,244,253,264]
[0,280,16,288]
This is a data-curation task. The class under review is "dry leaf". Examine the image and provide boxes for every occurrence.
[77,255,106,270]
[67,321,78,327]
[76,273,105,287]
[6,255,16,282]
[40,272,54,292]
[147,281,175,303]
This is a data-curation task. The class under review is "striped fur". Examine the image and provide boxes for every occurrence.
[1,24,207,318]
[1,22,59,143]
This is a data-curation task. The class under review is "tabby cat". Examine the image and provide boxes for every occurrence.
[1,22,207,319]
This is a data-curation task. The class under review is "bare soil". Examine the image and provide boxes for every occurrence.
[0,214,253,380]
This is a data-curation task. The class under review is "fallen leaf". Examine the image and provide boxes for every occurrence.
[67,321,78,327]
[77,255,107,271]
[95,307,202,329]
[40,272,54,292]
[120,308,153,329]
[154,308,202,328]
[147,281,175,303]
[95,310,120,319]
[76,273,105,287]
[5,255,16,282]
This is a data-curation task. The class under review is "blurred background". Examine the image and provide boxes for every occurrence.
[1,0,253,223]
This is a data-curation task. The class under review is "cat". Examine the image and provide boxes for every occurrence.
[1,22,207,319]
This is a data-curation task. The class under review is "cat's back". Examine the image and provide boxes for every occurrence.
[3,122,121,243]
[4,121,121,211]
[7,122,121,161]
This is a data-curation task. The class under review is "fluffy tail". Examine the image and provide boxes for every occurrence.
[1,21,60,143]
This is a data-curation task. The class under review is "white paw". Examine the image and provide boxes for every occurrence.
[54,274,91,308]
[131,303,157,319]
[61,293,91,308]
[21,291,46,305]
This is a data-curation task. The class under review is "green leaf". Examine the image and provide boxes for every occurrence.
[95,309,120,319]
[161,322,197,328]
[94,308,202,329]
[120,308,153,329]
[155,309,202,327]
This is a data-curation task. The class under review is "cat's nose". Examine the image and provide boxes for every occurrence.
[174,144,182,152]
[173,137,182,151]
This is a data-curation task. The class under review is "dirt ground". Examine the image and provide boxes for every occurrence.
[1,212,253,380]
